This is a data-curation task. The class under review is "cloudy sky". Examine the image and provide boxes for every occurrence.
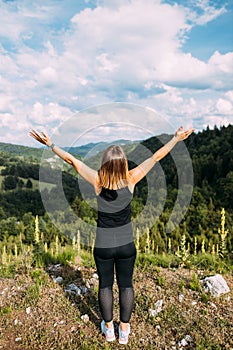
[0,0,232,146]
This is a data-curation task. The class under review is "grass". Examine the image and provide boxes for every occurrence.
[0,174,4,187]
[0,252,232,350]
[30,178,57,192]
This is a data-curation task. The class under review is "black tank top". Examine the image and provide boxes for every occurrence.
[95,186,134,248]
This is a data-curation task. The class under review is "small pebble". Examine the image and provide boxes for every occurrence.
[54,276,63,284]
[81,314,89,323]
[179,294,184,302]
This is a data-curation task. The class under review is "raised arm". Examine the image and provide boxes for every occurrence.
[129,126,194,186]
[29,130,98,186]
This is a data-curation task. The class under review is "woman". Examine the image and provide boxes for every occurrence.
[29,126,193,345]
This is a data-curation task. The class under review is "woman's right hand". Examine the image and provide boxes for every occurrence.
[175,126,194,141]
[29,130,52,147]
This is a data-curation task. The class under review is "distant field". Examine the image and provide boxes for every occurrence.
[29,178,57,192]
[0,175,56,192]
[0,175,4,187]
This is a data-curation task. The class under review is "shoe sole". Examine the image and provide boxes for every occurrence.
[105,335,116,342]
[101,324,116,342]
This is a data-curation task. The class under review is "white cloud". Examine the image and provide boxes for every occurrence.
[215,98,233,114]
[0,94,15,113]
[225,90,233,102]
[0,50,19,76]
[61,0,232,95]
[0,0,232,145]
[30,102,73,125]
[185,0,226,26]
[0,2,25,40]
[208,51,233,74]
[38,66,58,86]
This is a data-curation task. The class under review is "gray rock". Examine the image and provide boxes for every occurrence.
[47,264,62,272]
[81,314,89,323]
[92,273,99,279]
[79,286,88,294]
[15,337,22,342]
[64,283,88,296]
[148,299,163,317]
[64,283,81,296]
[88,277,98,287]
[200,274,230,297]
[178,294,184,302]
[178,334,192,347]
[54,276,63,284]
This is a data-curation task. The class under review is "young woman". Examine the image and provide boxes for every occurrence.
[29,126,193,345]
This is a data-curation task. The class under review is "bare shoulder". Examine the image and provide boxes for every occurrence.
[128,169,137,185]
[127,175,135,193]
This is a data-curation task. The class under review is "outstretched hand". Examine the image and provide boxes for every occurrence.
[29,130,51,147]
[175,126,194,141]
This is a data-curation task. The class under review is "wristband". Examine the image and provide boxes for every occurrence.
[48,143,55,150]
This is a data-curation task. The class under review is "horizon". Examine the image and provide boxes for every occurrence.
[0,123,232,149]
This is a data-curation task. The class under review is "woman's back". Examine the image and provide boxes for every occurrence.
[95,186,134,248]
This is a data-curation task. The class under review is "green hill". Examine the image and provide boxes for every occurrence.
[0,125,232,255]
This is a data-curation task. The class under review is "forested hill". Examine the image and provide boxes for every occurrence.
[0,139,138,161]
[0,125,232,217]
[0,125,232,254]
[0,142,44,160]
[137,124,233,211]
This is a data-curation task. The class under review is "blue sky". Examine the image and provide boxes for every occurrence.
[0,0,232,146]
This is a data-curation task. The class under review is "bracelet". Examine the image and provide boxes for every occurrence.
[48,143,55,150]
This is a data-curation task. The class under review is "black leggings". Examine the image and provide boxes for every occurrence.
[94,241,137,323]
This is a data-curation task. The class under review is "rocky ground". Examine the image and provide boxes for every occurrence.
[0,260,232,350]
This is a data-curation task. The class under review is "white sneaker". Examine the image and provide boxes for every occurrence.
[101,320,116,342]
[118,323,130,345]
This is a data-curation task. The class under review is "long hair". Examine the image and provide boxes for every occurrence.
[98,145,129,190]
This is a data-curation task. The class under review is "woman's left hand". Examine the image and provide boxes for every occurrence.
[175,126,194,141]
[29,130,52,147]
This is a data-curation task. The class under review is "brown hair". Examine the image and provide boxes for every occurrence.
[98,145,129,190]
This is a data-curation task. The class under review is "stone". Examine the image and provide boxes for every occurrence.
[15,337,22,342]
[88,277,99,288]
[64,283,81,296]
[200,274,230,297]
[149,299,163,317]
[149,308,158,317]
[154,299,163,311]
[178,335,192,347]
[178,294,184,302]
[47,264,62,272]
[64,283,88,296]
[54,276,63,284]
[79,286,88,294]
[81,314,89,323]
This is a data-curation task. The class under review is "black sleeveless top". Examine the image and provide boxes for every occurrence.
[95,186,134,248]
